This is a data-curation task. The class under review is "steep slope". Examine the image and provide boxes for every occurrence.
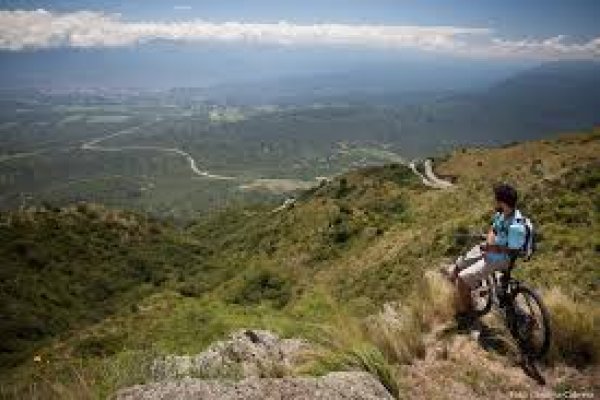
[0,204,235,368]
[0,129,599,398]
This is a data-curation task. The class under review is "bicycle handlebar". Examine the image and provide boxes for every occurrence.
[453,233,486,240]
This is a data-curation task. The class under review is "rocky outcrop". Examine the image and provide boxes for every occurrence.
[116,371,394,400]
[117,329,395,399]
[151,330,311,380]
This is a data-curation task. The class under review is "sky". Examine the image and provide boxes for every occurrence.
[0,1,598,89]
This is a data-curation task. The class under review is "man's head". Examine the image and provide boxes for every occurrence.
[494,183,517,214]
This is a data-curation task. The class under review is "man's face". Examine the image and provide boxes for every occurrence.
[495,200,505,213]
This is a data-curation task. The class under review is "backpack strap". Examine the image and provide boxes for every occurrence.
[513,210,533,261]
[523,222,532,261]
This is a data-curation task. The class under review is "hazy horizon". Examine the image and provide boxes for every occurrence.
[0,1,598,91]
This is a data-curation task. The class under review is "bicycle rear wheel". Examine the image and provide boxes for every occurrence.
[507,284,551,359]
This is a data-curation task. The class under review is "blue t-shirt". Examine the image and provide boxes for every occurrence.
[487,210,525,263]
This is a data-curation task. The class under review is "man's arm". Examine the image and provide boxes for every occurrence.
[482,227,517,255]
[483,244,515,254]
[486,227,495,246]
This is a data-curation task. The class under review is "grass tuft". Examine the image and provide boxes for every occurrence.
[304,271,456,398]
[544,288,600,367]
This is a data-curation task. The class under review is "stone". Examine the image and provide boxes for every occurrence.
[116,371,394,400]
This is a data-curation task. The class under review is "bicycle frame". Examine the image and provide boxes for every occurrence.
[489,259,520,309]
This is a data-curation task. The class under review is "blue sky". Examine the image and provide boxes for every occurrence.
[0,1,598,89]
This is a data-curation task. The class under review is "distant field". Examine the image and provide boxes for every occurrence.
[87,115,131,123]
[0,95,416,218]
[1,85,596,218]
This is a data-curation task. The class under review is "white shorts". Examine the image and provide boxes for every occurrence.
[454,244,510,289]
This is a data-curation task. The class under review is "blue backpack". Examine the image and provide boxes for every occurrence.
[508,210,536,261]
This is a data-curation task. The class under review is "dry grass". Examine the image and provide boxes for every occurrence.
[544,288,600,367]
[0,363,95,400]
[418,270,457,328]
[306,270,457,398]
[0,350,156,400]
[364,303,425,365]
[360,270,455,365]
[304,313,402,398]
[437,130,600,187]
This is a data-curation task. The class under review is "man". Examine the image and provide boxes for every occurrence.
[450,183,527,328]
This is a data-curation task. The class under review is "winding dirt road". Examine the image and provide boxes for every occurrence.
[409,159,454,189]
[81,121,234,181]
[82,120,452,190]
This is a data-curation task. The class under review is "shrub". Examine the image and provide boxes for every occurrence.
[329,223,352,243]
[334,178,352,199]
[229,268,292,309]
[74,333,125,358]
[177,282,207,298]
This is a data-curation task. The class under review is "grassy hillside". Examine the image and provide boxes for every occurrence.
[0,204,226,368]
[0,129,598,398]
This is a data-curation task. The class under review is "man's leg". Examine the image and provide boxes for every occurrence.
[456,256,510,315]
[456,275,474,314]
[455,251,488,316]
[451,244,485,284]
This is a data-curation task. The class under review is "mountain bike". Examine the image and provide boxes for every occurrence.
[452,232,551,359]
[471,257,551,359]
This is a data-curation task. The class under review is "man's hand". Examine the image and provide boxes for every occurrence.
[480,243,518,256]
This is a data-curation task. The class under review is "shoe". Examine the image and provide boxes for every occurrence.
[455,312,475,333]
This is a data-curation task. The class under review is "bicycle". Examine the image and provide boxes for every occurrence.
[452,233,551,360]
[471,256,551,360]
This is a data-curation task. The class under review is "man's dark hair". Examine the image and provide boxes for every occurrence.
[494,183,518,208]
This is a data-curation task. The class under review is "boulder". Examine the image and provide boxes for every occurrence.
[116,371,394,400]
[151,330,310,380]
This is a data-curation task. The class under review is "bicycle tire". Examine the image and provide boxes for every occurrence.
[507,284,551,359]
[472,276,494,317]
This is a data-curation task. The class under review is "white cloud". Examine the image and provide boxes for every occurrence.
[489,35,600,59]
[0,9,598,60]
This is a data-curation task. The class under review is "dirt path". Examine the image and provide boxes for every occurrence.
[83,120,454,190]
[410,159,454,189]
[424,159,454,189]
[81,121,235,181]
[401,314,599,400]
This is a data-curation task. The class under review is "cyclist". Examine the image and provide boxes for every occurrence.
[449,183,527,328]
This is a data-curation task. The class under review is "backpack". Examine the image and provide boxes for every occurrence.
[513,212,536,261]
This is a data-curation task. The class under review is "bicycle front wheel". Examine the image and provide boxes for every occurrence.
[472,276,494,317]
[507,284,551,359]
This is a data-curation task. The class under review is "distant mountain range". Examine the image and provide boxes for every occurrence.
[181,60,599,107]
[190,61,600,155]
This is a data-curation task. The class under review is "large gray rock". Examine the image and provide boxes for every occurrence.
[151,330,311,380]
[116,371,394,400]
